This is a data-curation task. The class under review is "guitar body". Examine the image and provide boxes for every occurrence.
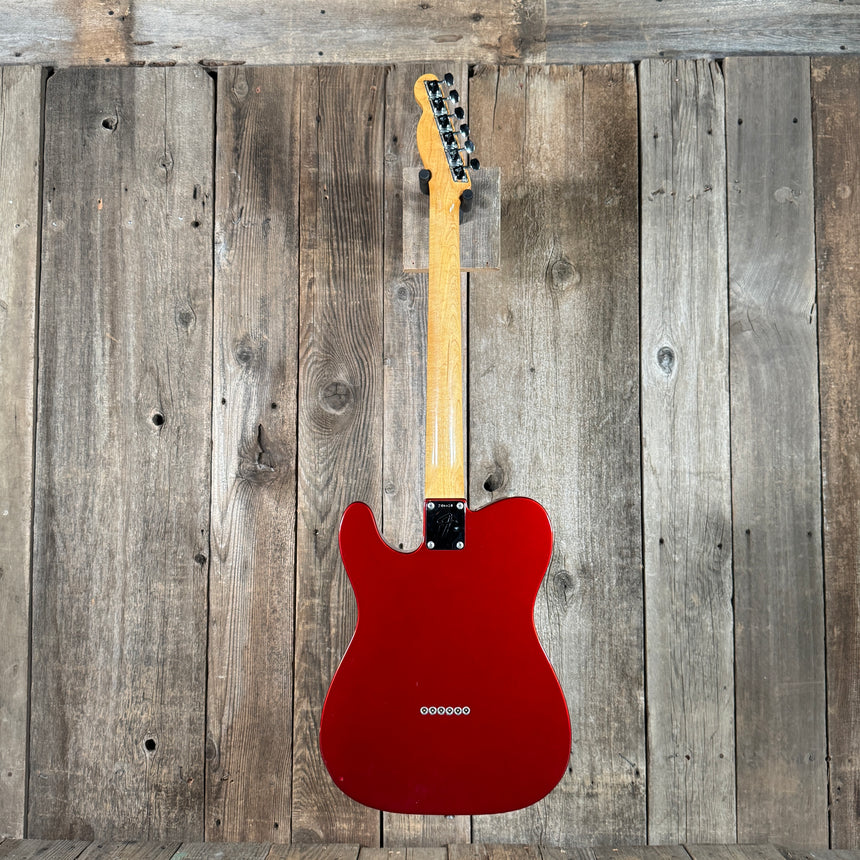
[319,497,571,815]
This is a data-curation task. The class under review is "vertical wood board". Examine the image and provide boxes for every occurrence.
[206,65,302,844]
[28,66,214,840]
[725,55,828,846]
[638,58,735,844]
[811,55,860,850]
[0,65,42,840]
[290,65,385,845]
[467,63,644,845]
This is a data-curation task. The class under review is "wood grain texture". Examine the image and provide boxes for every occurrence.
[0,841,91,860]
[28,67,214,840]
[77,842,180,860]
[811,56,860,850]
[418,71,468,500]
[725,56,828,847]
[547,0,860,62]
[592,849,689,860]
[266,845,360,860]
[171,844,270,860]
[290,66,385,845]
[402,167,501,273]
[638,59,735,843]
[467,64,644,845]
[0,0,545,66]
[380,61,470,847]
[0,65,42,840]
[206,65,302,845]
[685,848,784,860]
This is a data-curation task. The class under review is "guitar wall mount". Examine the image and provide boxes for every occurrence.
[419,168,474,219]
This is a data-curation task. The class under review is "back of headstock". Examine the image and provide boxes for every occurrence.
[413,72,479,213]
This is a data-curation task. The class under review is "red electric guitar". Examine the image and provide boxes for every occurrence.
[319,73,571,815]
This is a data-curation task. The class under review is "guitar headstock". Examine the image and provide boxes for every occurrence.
[414,73,479,208]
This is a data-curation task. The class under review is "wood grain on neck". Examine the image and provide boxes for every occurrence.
[425,180,464,499]
[414,73,470,500]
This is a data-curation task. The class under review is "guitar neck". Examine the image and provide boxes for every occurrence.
[425,184,464,500]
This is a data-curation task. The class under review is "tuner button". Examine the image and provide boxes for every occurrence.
[459,123,470,137]
[443,72,455,86]
[469,157,480,170]
[449,88,460,104]
[464,138,476,153]
[454,106,465,119]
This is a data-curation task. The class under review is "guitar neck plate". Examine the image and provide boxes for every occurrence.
[424,499,466,550]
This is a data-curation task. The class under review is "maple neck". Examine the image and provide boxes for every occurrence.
[425,185,464,499]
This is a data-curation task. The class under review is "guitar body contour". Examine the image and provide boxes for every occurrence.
[319,497,571,815]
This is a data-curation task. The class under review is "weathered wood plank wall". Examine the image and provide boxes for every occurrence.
[813,56,860,847]
[0,57,859,849]
[28,66,214,840]
[639,58,734,844]
[0,1,859,66]
[726,56,827,846]
[0,65,42,840]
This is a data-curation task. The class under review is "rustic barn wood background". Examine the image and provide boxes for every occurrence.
[0,18,859,856]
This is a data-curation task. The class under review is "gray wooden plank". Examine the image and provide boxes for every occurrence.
[540,849,595,860]
[447,849,486,860]
[467,64,644,844]
[0,841,90,860]
[402,167,501,272]
[725,56,828,846]
[406,850,448,860]
[380,61,470,848]
[0,1,545,66]
[205,65,301,845]
[450,850,540,860]
[356,851,396,860]
[686,848,784,860]
[780,850,860,860]
[171,845,270,860]
[592,849,690,860]
[28,66,214,840]
[0,64,42,840]
[266,848,361,860]
[77,843,180,860]
[811,56,860,850]
[547,1,860,63]
[290,65,385,845]
[638,58,735,844]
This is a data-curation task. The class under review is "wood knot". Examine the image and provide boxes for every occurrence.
[546,255,581,294]
[233,334,261,368]
[656,345,675,375]
[320,381,353,415]
[231,70,250,100]
[176,305,196,331]
[552,569,575,606]
[482,446,510,494]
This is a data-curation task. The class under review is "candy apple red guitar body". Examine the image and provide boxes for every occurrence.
[320,497,571,815]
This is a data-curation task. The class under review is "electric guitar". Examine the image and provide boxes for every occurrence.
[318,73,571,815]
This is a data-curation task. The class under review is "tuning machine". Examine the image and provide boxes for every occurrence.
[438,72,480,173]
